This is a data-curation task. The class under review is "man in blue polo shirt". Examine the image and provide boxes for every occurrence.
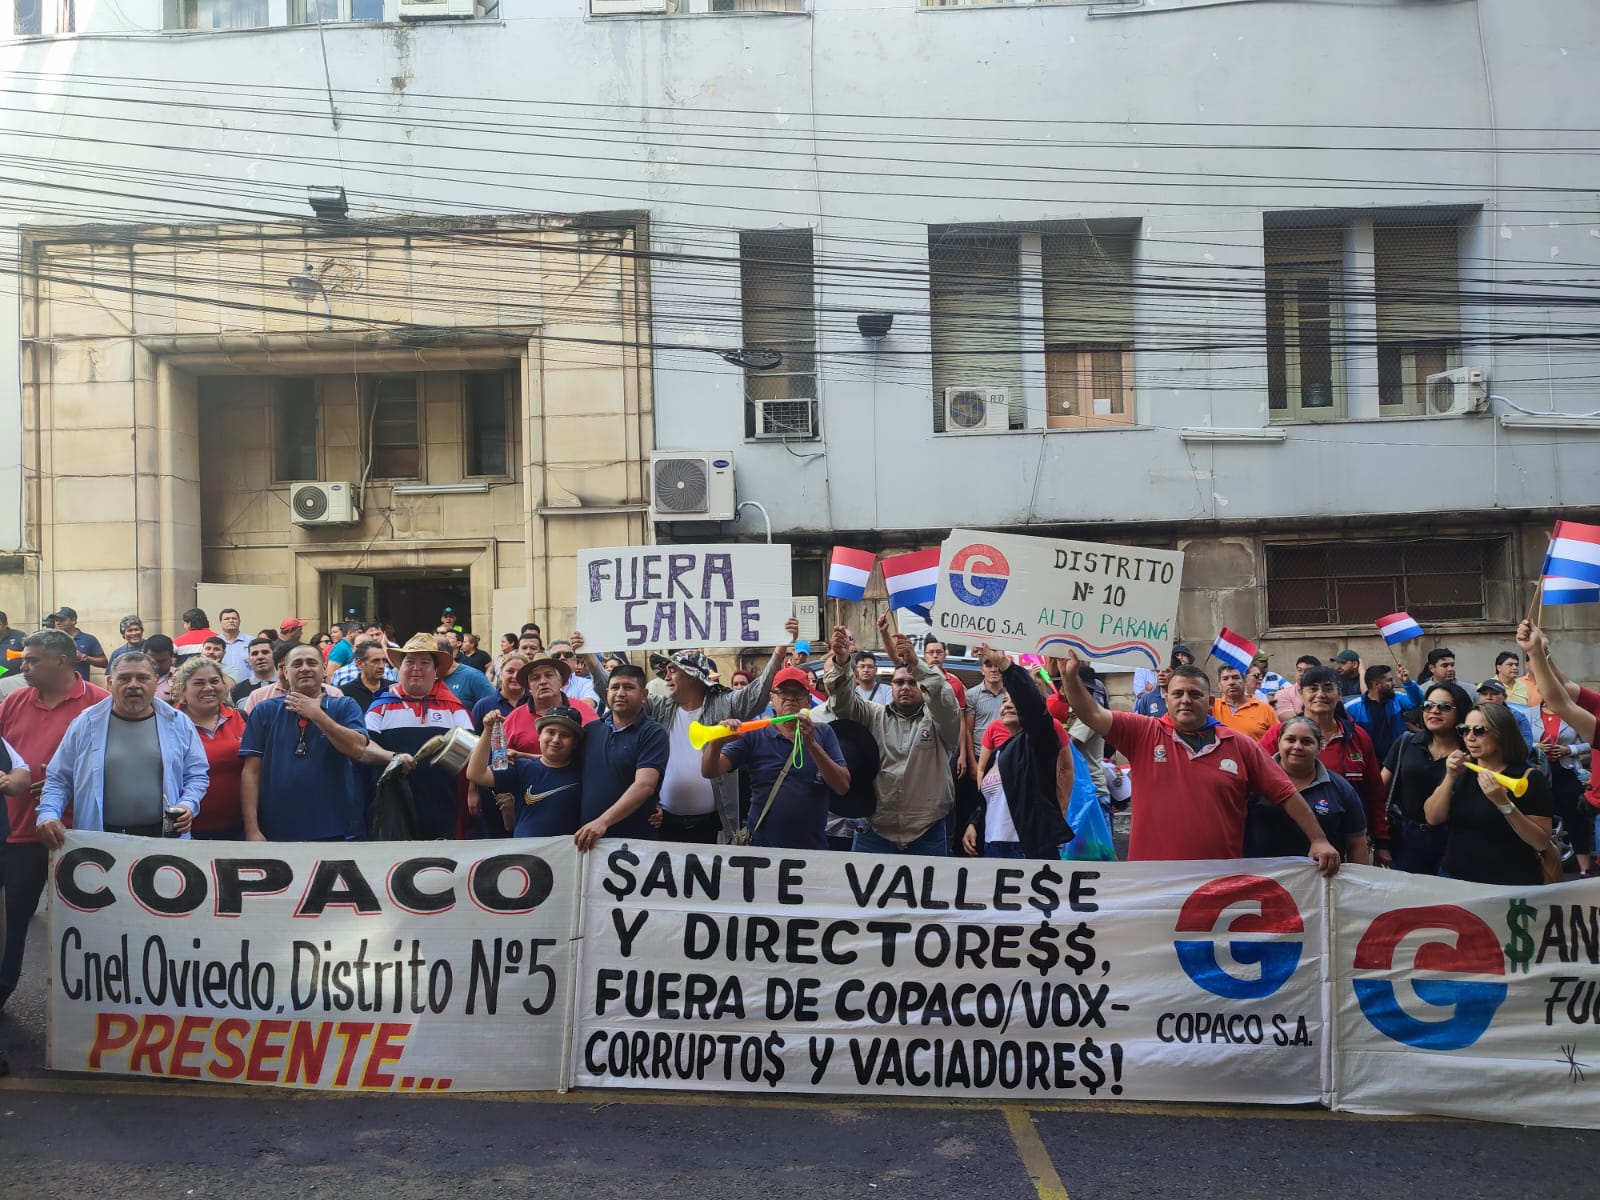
[240,642,371,841]
[573,664,669,851]
[700,666,850,851]
[51,607,106,681]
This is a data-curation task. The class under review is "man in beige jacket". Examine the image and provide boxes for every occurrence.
[824,617,961,855]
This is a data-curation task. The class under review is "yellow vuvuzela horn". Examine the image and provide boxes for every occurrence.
[688,713,799,750]
[1465,762,1530,797]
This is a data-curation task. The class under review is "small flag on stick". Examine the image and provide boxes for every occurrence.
[826,547,875,602]
[1376,612,1424,645]
[1207,628,1258,674]
[881,548,941,620]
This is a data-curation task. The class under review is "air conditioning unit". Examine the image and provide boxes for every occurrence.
[754,398,818,440]
[399,0,477,19]
[290,482,361,526]
[943,387,1010,432]
[1425,367,1488,416]
[650,452,736,523]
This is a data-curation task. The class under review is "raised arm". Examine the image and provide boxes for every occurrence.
[727,616,799,722]
[824,624,873,725]
[1053,651,1114,739]
[570,629,609,693]
[1519,620,1596,742]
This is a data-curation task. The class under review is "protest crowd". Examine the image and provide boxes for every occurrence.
[0,557,1595,1045]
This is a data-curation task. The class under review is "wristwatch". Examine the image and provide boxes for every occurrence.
[1497,801,1516,815]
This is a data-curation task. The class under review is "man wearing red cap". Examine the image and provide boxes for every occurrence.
[277,618,306,646]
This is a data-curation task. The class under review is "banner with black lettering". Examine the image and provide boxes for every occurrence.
[48,832,580,1092]
[572,847,1328,1101]
[1332,868,1600,1129]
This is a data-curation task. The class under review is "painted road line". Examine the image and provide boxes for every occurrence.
[1004,1106,1069,1200]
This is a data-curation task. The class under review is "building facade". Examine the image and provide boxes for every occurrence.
[14,217,653,640]
[1,0,1596,677]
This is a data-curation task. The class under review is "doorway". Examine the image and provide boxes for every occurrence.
[327,571,472,641]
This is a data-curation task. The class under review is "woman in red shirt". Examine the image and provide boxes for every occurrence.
[173,655,247,840]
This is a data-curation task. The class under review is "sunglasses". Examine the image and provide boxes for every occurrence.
[1420,700,1455,712]
[552,651,575,660]
[1459,725,1492,738]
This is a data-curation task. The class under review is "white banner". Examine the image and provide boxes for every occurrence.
[573,846,1327,1101]
[576,543,794,651]
[930,529,1183,670]
[48,833,580,1092]
[1332,868,1600,1129]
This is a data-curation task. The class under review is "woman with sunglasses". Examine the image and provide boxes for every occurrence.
[1383,682,1474,875]
[1424,701,1553,885]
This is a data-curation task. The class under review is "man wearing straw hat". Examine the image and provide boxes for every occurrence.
[365,632,475,839]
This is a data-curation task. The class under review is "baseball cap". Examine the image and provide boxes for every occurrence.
[1333,649,1361,663]
[793,639,811,656]
[773,666,813,691]
[535,704,583,734]
[52,606,77,621]
[279,617,305,632]
[1478,678,1508,695]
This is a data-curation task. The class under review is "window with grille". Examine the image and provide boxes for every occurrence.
[1044,228,1136,428]
[274,377,319,484]
[739,230,818,440]
[1266,537,1508,627]
[364,377,421,480]
[465,372,510,477]
[929,230,1024,432]
[1375,222,1461,415]
[289,0,379,21]
[1265,227,1344,420]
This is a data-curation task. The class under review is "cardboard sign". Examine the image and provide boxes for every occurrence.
[577,544,794,650]
[930,529,1184,669]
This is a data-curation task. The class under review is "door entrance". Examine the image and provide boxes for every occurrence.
[372,573,472,642]
[325,571,472,641]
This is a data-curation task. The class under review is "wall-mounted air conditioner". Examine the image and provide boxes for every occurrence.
[1425,367,1488,416]
[290,482,361,526]
[650,453,736,522]
[943,387,1010,432]
[753,398,818,440]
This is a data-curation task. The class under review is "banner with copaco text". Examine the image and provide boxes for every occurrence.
[48,832,580,1092]
[572,847,1328,1102]
[930,529,1183,670]
[1332,869,1600,1129]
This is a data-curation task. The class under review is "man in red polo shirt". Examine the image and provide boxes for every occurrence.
[0,629,110,1012]
[1054,651,1340,875]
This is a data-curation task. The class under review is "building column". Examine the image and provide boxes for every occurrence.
[1342,219,1379,420]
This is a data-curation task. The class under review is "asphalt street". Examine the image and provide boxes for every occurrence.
[3,902,1599,1199]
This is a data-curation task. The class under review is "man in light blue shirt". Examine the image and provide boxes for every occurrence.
[35,652,208,846]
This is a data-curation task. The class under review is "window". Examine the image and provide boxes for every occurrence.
[14,0,71,32]
[929,231,1023,432]
[1043,230,1135,428]
[289,0,380,21]
[164,0,267,26]
[1266,537,1509,627]
[274,377,319,483]
[739,230,818,439]
[364,377,421,479]
[1265,227,1343,420]
[1375,223,1461,415]
[466,372,510,477]
[592,0,802,14]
